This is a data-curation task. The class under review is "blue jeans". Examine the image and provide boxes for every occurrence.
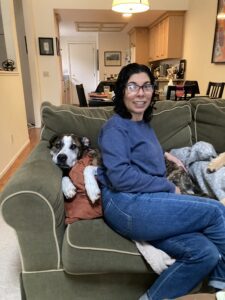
[101,187,225,300]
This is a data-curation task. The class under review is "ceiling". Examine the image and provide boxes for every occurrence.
[56,9,166,36]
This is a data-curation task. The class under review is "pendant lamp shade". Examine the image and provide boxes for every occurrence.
[112,0,150,14]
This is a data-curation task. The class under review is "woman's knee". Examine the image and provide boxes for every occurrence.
[195,243,220,269]
[182,236,220,274]
[155,233,220,270]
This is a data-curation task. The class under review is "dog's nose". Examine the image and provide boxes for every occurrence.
[57,154,67,163]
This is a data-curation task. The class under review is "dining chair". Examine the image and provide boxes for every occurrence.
[76,84,88,107]
[206,82,225,99]
[184,80,200,95]
[166,85,196,100]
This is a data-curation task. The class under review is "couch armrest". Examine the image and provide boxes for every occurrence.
[0,141,65,272]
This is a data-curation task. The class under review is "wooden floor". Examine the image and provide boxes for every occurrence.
[0,128,40,192]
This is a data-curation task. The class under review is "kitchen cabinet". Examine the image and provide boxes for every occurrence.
[149,12,184,62]
[128,27,149,65]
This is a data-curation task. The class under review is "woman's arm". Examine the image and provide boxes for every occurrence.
[98,127,175,193]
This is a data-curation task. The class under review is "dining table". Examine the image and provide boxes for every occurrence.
[88,92,114,106]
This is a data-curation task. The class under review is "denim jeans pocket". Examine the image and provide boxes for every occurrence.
[104,198,132,237]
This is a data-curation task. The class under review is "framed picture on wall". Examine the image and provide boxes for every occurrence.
[104,51,121,66]
[39,37,54,55]
[212,0,225,63]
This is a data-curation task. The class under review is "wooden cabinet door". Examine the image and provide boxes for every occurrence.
[149,27,154,61]
[159,17,169,59]
[148,12,184,62]
[149,25,159,61]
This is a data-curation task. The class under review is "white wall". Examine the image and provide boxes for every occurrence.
[183,0,225,97]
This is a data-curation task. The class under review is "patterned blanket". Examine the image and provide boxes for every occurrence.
[171,141,225,202]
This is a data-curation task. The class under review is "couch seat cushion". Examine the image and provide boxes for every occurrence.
[62,219,151,275]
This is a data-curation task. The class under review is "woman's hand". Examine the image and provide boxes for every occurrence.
[175,186,181,194]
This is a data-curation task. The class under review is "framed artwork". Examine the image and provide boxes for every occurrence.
[177,59,186,79]
[212,0,225,63]
[39,37,54,55]
[104,51,121,66]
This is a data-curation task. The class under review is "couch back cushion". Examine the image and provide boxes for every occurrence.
[152,101,192,151]
[190,98,225,153]
[41,101,192,151]
[41,102,114,148]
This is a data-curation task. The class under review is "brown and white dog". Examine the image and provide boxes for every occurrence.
[49,134,101,203]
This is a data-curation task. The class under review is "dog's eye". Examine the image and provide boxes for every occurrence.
[70,144,77,150]
[55,142,61,149]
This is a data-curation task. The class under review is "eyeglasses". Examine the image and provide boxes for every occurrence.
[126,82,154,93]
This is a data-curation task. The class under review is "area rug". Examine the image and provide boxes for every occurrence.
[0,211,21,299]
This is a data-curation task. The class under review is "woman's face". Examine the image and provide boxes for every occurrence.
[124,72,153,121]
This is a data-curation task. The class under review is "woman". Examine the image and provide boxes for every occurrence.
[97,63,225,300]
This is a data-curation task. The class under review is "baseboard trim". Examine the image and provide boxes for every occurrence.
[0,139,30,179]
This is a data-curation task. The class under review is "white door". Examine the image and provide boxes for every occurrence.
[68,43,97,104]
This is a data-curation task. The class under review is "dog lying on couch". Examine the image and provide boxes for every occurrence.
[49,134,101,203]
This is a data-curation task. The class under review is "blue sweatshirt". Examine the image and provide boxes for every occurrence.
[97,114,175,193]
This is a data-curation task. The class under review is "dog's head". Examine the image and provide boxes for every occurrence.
[49,134,90,171]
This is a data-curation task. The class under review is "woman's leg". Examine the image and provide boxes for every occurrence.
[148,233,220,300]
[102,189,225,293]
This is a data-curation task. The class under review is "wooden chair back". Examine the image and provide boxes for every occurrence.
[206,82,225,99]
[166,85,196,100]
[76,84,88,107]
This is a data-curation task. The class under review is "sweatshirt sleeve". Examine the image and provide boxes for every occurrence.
[98,126,176,193]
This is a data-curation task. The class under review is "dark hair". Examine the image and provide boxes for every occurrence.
[113,63,156,122]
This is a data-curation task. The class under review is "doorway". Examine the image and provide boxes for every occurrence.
[68,42,98,104]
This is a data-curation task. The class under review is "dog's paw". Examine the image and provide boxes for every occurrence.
[207,153,225,173]
[83,166,101,203]
[62,176,76,199]
[207,161,217,173]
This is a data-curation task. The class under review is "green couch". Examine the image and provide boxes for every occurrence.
[1,98,225,300]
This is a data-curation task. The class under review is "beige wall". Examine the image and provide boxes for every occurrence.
[99,32,129,80]
[0,0,29,178]
[21,0,189,127]
[183,0,225,97]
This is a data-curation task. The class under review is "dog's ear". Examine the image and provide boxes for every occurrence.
[48,134,59,149]
[80,136,91,149]
[76,136,90,159]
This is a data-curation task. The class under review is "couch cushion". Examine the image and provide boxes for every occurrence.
[152,100,192,151]
[41,102,114,148]
[41,101,192,152]
[62,219,151,275]
[190,98,225,153]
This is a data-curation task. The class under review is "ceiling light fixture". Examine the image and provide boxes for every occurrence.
[123,13,133,17]
[112,0,150,14]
